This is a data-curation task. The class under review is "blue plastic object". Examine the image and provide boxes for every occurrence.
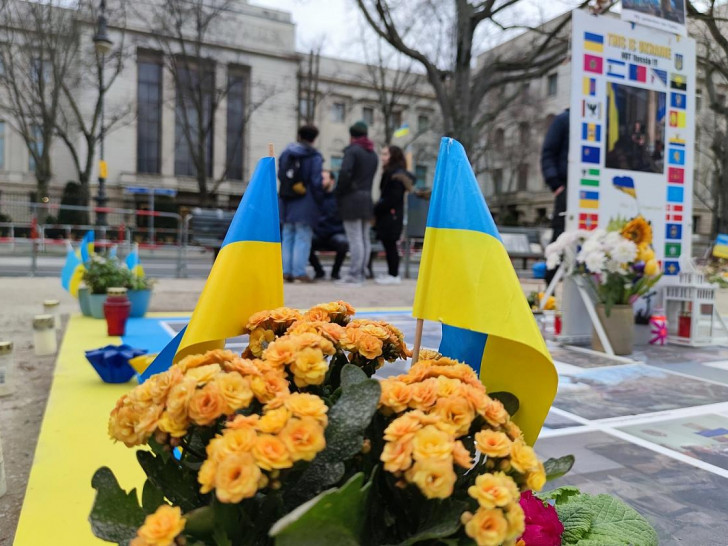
[85,344,147,383]
[532,261,547,279]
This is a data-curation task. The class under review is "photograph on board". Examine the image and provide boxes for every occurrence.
[605,82,667,174]
[622,0,687,35]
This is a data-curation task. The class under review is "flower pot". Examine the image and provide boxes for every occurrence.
[592,304,634,355]
[88,294,107,319]
[127,289,152,318]
[78,286,92,317]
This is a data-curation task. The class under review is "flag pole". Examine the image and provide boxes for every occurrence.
[412,318,423,363]
[268,143,274,157]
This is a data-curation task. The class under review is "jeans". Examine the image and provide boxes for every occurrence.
[309,233,349,278]
[343,219,371,280]
[282,222,313,277]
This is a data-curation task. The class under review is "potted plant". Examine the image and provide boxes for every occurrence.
[545,216,662,355]
[82,256,133,319]
[125,275,155,318]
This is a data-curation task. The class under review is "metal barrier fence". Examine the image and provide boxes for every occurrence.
[0,200,191,278]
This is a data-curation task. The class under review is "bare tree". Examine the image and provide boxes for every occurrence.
[0,0,76,201]
[355,0,587,155]
[298,47,322,126]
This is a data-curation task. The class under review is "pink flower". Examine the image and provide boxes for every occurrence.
[518,490,564,546]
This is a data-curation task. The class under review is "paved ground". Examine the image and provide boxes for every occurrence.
[2,275,728,545]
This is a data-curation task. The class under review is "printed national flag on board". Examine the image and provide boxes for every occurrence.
[671,73,687,91]
[581,123,601,142]
[670,92,687,110]
[582,99,601,120]
[665,242,682,258]
[650,68,668,86]
[579,190,599,209]
[669,110,687,128]
[666,204,684,222]
[669,135,686,147]
[667,185,684,203]
[668,147,686,165]
[629,64,647,82]
[666,223,683,240]
[584,54,603,74]
[668,167,685,184]
[584,32,604,53]
[582,77,597,96]
[606,59,626,79]
[581,145,601,164]
[579,213,599,230]
[664,261,681,276]
[666,211,683,222]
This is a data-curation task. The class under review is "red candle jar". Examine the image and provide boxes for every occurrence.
[104,287,131,336]
[678,313,691,339]
[554,313,562,336]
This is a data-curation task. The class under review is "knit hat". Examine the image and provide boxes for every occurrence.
[349,121,368,137]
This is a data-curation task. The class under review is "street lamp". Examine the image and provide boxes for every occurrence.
[93,0,112,227]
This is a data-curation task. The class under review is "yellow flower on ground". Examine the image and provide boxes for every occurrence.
[188,381,227,426]
[509,439,540,474]
[409,378,439,411]
[197,458,217,494]
[185,363,222,385]
[248,328,275,357]
[220,426,258,455]
[404,458,457,499]
[262,338,297,368]
[467,472,519,509]
[482,398,509,427]
[215,372,253,411]
[278,417,326,462]
[474,429,512,458]
[379,380,412,413]
[380,437,414,472]
[383,412,423,443]
[411,425,454,462]
[215,452,262,503]
[283,393,329,426]
[526,461,547,491]
[136,504,185,546]
[453,440,473,468]
[256,407,291,434]
[463,507,509,546]
[252,434,293,470]
[165,377,197,423]
[157,411,188,438]
[621,215,652,246]
[290,347,328,387]
[505,503,526,541]
[434,395,476,436]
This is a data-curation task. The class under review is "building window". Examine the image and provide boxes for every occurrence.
[493,127,505,153]
[299,98,314,120]
[137,55,163,174]
[392,111,403,129]
[696,89,702,112]
[492,168,503,194]
[330,155,343,177]
[0,121,5,170]
[415,165,428,188]
[518,163,529,191]
[693,215,700,234]
[417,114,429,133]
[519,122,530,147]
[226,68,247,181]
[28,124,42,172]
[175,63,215,178]
[362,107,374,127]
[331,102,345,123]
[547,74,558,97]
[520,82,530,103]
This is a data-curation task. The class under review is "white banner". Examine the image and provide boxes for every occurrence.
[568,9,696,278]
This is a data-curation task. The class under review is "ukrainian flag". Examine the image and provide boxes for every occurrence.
[140,157,283,380]
[125,242,144,278]
[393,123,410,138]
[613,176,636,199]
[80,230,94,263]
[412,138,556,445]
[60,242,84,298]
[584,31,604,53]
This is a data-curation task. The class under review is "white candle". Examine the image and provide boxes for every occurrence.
[0,341,13,397]
[0,430,6,497]
[33,315,57,356]
[43,299,61,331]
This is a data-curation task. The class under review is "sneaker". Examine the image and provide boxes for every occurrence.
[284,274,293,283]
[314,271,326,280]
[293,275,314,284]
[334,276,363,287]
[375,275,401,285]
[330,273,341,281]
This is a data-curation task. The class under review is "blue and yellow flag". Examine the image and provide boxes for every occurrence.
[613,176,636,199]
[125,242,144,278]
[140,157,283,380]
[80,230,95,264]
[393,123,410,138]
[412,138,557,445]
[60,242,84,298]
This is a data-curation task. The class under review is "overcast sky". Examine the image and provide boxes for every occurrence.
[251,0,582,61]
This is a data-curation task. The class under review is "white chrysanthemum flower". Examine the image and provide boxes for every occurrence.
[580,237,602,256]
[545,241,561,257]
[584,250,606,273]
[546,252,561,270]
[603,231,623,248]
[611,240,638,264]
[605,259,623,274]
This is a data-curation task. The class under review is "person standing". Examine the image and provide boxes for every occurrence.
[309,170,349,280]
[541,109,569,284]
[374,145,413,284]
[278,125,323,283]
[335,121,378,285]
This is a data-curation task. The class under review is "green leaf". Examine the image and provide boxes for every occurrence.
[389,499,469,546]
[539,485,581,505]
[556,502,592,543]
[89,467,145,544]
[137,450,203,512]
[488,391,519,417]
[141,479,165,515]
[543,454,575,481]
[270,473,371,545]
[184,506,216,537]
[340,364,367,389]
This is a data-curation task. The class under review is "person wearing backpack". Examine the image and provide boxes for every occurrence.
[335,121,378,286]
[278,125,323,283]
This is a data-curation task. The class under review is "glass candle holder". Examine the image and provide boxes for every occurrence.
[33,314,57,356]
[0,341,14,397]
[43,299,61,331]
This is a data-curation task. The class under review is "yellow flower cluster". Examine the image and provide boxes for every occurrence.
[108,349,289,446]
[341,319,412,365]
[130,504,185,546]
[198,392,328,503]
[301,300,356,324]
[621,215,652,246]
[243,306,303,357]
[262,332,336,387]
[378,356,546,544]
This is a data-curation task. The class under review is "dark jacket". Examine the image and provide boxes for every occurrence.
[374,167,414,240]
[335,141,378,221]
[314,190,345,241]
[278,142,323,227]
[541,109,570,192]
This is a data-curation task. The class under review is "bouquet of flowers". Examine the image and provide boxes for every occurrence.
[545,216,662,315]
[700,258,728,287]
[90,301,656,546]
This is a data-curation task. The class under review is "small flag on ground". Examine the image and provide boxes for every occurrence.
[393,123,410,138]
[60,242,84,298]
[80,231,94,264]
[126,243,144,278]
[412,138,557,445]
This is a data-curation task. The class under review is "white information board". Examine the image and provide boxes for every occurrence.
[622,0,687,37]
[568,9,695,277]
